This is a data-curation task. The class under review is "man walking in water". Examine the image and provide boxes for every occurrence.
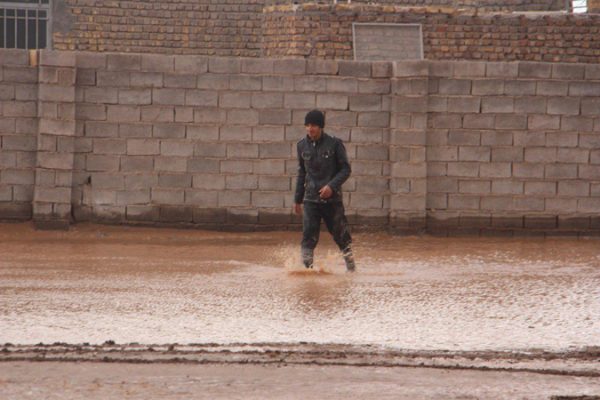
[294,109,356,272]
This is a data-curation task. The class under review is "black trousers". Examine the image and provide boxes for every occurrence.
[301,201,352,251]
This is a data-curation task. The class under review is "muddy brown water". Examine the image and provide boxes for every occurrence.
[0,222,599,352]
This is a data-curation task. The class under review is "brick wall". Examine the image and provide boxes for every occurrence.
[53,0,264,56]
[266,0,565,12]
[263,5,600,64]
[1,49,599,234]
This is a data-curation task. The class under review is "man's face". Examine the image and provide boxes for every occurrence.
[305,123,322,141]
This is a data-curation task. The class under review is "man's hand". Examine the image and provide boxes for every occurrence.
[294,203,302,215]
[319,185,333,199]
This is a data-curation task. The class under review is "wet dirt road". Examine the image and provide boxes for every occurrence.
[1,222,598,351]
[1,222,600,399]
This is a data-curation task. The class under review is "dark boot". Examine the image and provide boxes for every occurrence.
[301,247,314,269]
[342,246,356,272]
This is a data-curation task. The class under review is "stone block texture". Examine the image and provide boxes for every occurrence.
[1,49,599,234]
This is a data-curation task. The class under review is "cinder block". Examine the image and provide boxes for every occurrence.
[392,96,427,113]
[175,107,194,123]
[252,126,285,141]
[458,180,490,194]
[89,173,124,189]
[461,114,493,129]
[495,115,527,130]
[2,135,36,151]
[524,216,556,229]
[513,132,544,147]
[220,126,252,141]
[446,162,477,177]
[16,84,39,101]
[164,74,197,89]
[348,95,381,112]
[84,87,118,104]
[118,124,152,138]
[447,130,479,146]
[481,196,514,211]
[481,97,514,113]
[130,72,162,88]
[174,55,208,74]
[258,176,290,191]
[552,64,585,80]
[512,163,544,178]
[492,147,523,162]
[284,93,316,109]
[126,205,159,221]
[253,159,286,175]
[141,123,179,140]
[357,112,389,128]
[428,114,461,129]
[107,105,140,122]
[438,79,471,95]
[85,121,118,138]
[524,147,556,163]
[338,61,371,77]
[220,160,254,174]
[447,194,480,210]
[325,111,357,127]
[184,190,218,207]
[262,76,294,92]
[226,109,259,126]
[228,76,261,92]
[579,165,600,180]
[528,115,560,130]
[545,199,577,213]
[503,80,536,96]
[152,89,185,106]
[580,98,600,116]
[160,140,194,157]
[94,138,126,155]
[76,52,107,69]
[86,154,119,171]
[273,59,306,75]
[121,157,154,173]
[578,198,600,213]
[75,104,106,121]
[492,181,523,194]
[472,79,504,95]
[194,143,226,158]
[218,191,251,207]
[209,58,241,74]
[519,62,551,78]
[4,102,37,118]
[3,66,37,83]
[107,54,141,71]
[513,97,546,114]
[546,133,578,148]
[579,134,600,149]
[127,139,159,156]
[116,190,151,205]
[219,92,251,108]
[226,143,259,159]
[193,108,226,125]
[326,77,358,93]
[315,94,348,111]
[307,59,339,75]
[536,81,568,96]
[514,197,545,211]
[151,188,184,204]
[192,174,225,190]
[547,97,580,116]
[252,192,285,208]
[561,116,593,132]
[225,174,258,190]
[458,146,489,162]
[251,93,283,109]
[524,181,556,195]
[259,143,291,159]
[356,144,388,161]
[159,206,192,222]
[241,58,274,74]
[479,163,511,178]
[141,54,175,73]
[393,61,428,78]
[259,109,291,125]
[197,74,229,90]
[453,61,486,78]
[2,168,34,185]
[545,163,578,179]
[359,79,390,94]
[97,71,130,87]
[158,173,192,188]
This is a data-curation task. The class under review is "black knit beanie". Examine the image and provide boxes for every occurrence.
[304,109,325,128]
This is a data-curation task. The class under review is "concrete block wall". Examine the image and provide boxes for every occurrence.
[69,53,394,229]
[426,61,600,234]
[1,49,599,234]
[0,50,38,221]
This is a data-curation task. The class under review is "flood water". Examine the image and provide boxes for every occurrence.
[0,223,599,352]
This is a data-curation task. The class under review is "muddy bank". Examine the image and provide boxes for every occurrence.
[2,343,600,378]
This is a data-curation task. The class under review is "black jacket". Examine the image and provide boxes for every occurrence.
[294,132,351,204]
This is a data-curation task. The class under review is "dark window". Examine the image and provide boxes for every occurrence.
[0,0,49,49]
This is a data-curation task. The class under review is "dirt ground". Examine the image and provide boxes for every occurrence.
[2,360,600,400]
